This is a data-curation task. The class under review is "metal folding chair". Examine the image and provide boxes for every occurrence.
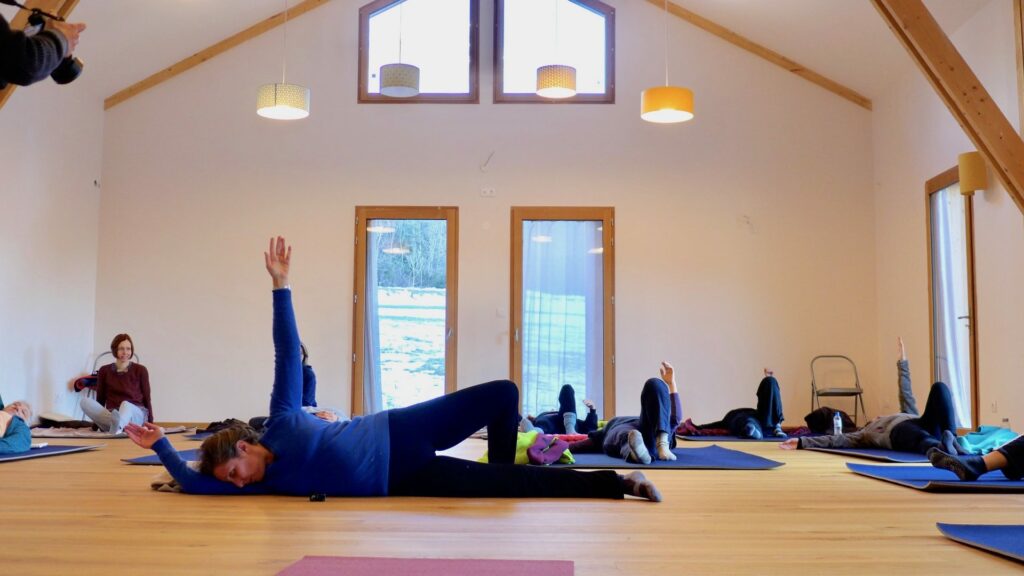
[810,354,867,426]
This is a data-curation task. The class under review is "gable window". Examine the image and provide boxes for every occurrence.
[494,0,615,103]
[358,0,479,103]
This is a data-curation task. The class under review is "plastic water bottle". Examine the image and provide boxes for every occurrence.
[833,411,843,436]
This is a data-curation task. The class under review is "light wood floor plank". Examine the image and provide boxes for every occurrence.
[2,434,1022,574]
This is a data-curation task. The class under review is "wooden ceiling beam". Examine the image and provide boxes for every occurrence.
[0,0,80,111]
[873,0,1024,215]
[643,0,872,110]
[104,0,330,110]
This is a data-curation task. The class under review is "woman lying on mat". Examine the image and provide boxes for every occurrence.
[126,236,661,502]
[780,338,962,455]
[80,333,154,434]
[690,369,786,439]
[519,384,598,435]
[566,363,681,465]
[929,434,1024,482]
[0,399,32,454]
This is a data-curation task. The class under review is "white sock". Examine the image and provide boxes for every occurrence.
[656,432,676,461]
[562,412,578,435]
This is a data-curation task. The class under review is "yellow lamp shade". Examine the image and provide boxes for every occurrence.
[641,86,694,123]
[380,63,420,98]
[536,64,577,99]
[257,83,310,120]
[958,151,987,195]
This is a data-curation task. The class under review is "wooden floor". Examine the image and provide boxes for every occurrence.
[3,431,1022,575]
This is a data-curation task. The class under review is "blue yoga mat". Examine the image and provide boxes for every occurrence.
[677,434,789,443]
[0,444,101,462]
[123,448,200,465]
[937,523,1024,563]
[556,445,783,469]
[847,463,1024,492]
[806,447,928,463]
[184,432,212,441]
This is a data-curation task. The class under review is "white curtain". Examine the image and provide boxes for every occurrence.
[363,226,383,414]
[930,187,972,427]
[520,220,603,417]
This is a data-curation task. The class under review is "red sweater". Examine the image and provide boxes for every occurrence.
[96,363,154,422]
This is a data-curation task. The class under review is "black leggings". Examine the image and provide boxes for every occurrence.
[997,435,1024,480]
[889,382,956,453]
[701,376,784,437]
[386,380,624,499]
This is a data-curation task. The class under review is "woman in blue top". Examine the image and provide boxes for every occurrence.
[126,236,661,502]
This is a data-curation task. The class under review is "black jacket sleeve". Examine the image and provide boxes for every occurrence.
[0,14,68,88]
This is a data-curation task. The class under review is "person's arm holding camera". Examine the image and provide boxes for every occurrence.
[0,13,84,87]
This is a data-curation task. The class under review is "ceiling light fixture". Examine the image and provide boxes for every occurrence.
[380,1,420,97]
[257,0,310,120]
[641,0,693,123]
[537,0,576,99]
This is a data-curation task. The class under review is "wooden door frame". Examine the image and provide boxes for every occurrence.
[924,168,980,431]
[351,206,459,416]
[510,206,615,416]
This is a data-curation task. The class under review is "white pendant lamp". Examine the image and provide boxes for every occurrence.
[257,0,310,120]
[641,0,693,123]
[537,0,576,99]
[380,1,420,98]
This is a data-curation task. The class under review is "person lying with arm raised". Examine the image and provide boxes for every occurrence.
[127,236,661,502]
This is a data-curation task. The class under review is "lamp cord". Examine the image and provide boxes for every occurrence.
[663,0,669,86]
[281,0,289,84]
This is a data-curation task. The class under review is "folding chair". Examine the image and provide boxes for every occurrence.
[810,355,867,426]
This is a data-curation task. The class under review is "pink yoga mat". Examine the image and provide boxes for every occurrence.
[277,556,574,575]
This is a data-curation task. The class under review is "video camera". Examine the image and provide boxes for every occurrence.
[2,0,83,84]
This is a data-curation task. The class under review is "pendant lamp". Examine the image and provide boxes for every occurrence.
[537,0,576,98]
[257,0,310,119]
[380,2,420,97]
[641,0,692,123]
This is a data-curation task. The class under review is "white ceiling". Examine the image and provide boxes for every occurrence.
[1,0,991,106]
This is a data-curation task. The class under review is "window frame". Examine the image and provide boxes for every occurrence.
[357,0,481,104]
[351,206,460,416]
[924,167,980,432]
[493,0,616,104]
[510,206,616,416]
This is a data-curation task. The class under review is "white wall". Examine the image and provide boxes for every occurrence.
[0,75,103,417]
[873,0,1023,427]
[97,0,877,424]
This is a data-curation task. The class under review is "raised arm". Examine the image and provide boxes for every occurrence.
[266,236,302,416]
[896,337,918,415]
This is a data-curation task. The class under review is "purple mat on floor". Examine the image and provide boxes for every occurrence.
[0,444,101,462]
[122,448,199,465]
[677,434,789,442]
[276,556,574,575]
[556,444,783,469]
[847,463,1024,492]
[805,447,928,463]
[937,523,1024,563]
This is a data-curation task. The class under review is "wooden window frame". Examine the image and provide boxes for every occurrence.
[351,206,460,416]
[510,206,616,416]
[493,0,616,104]
[924,168,980,432]
[357,0,480,104]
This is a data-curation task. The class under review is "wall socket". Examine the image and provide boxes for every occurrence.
[480,188,496,198]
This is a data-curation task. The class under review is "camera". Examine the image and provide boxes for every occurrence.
[25,10,84,85]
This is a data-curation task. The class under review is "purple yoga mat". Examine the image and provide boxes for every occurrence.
[277,556,574,575]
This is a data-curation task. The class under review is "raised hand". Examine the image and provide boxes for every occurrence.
[264,236,291,289]
[897,336,906,361]
[660,361,677,393]
[125,422,165,449]
[582,399,595,410]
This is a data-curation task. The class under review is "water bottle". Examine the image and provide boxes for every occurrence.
[833,411,843,436]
